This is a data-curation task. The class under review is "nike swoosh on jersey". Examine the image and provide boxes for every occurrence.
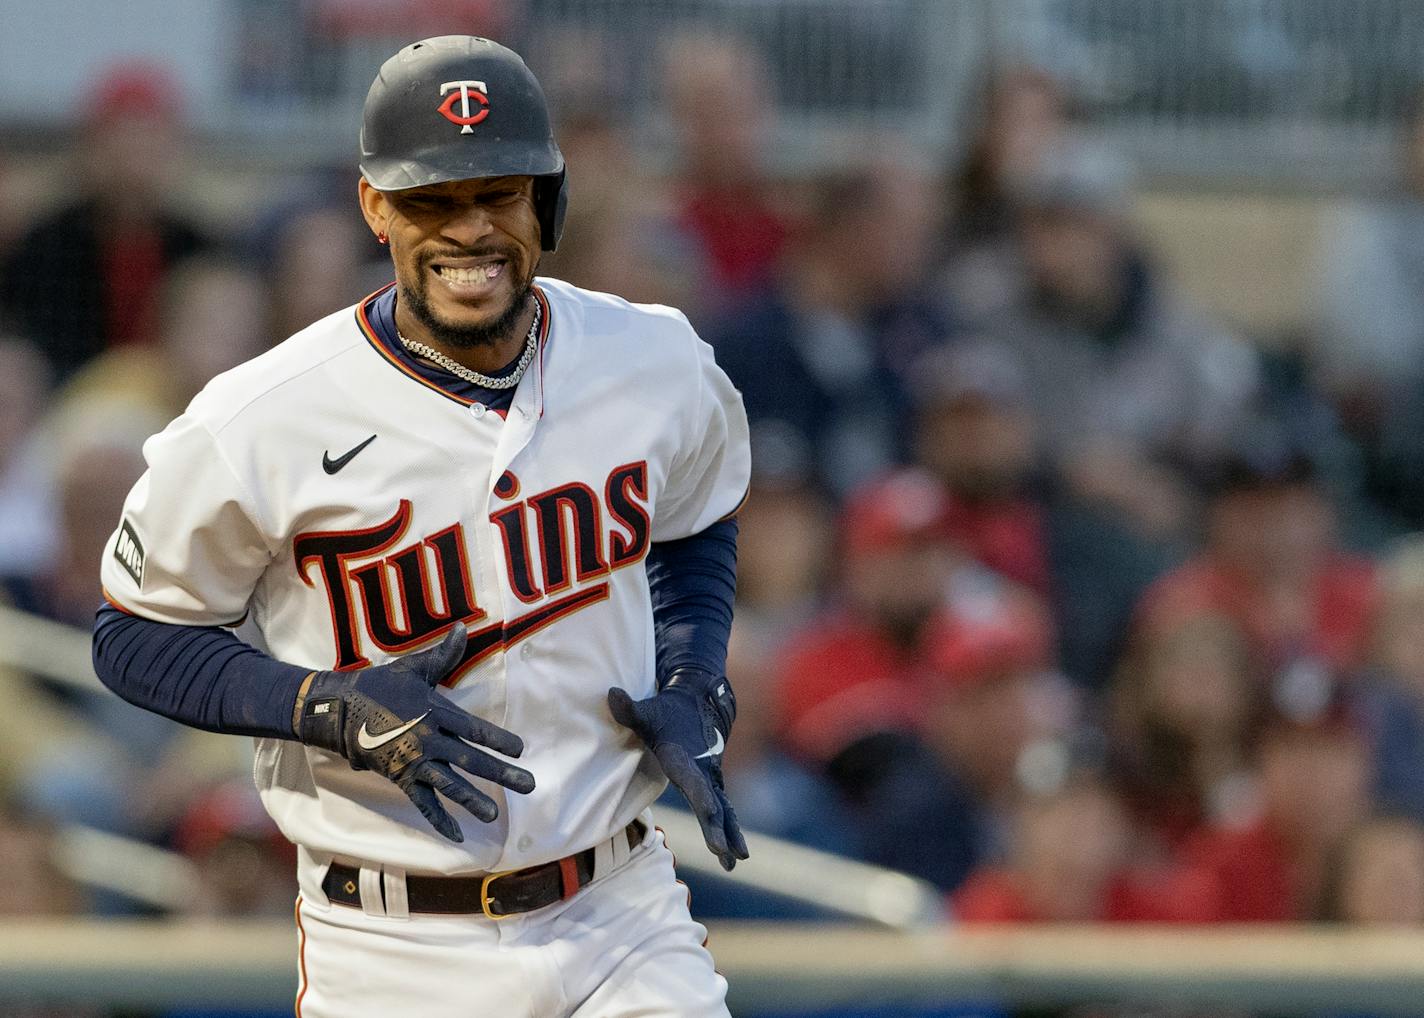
[323,434,378,475]
[695,729,725,760]
[356,710,429,750]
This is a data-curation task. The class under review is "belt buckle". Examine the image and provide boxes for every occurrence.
[480,869,519,920]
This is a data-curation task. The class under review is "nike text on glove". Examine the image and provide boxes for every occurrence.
[296,626,535,842]
[607,669,748,870]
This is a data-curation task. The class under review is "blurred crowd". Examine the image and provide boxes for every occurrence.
[3,28,1424,945]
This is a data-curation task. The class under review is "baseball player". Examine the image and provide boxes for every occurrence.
[92,36,749,1018]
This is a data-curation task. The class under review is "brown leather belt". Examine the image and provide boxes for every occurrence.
[323,819,646,919]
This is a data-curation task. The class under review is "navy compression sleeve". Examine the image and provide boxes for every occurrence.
[92,604,309,739]
[645,517,738,684]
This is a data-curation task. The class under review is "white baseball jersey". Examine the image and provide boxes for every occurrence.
[100,277,750,875]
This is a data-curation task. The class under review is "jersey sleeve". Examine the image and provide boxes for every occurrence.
[652,330,751,542]
[99,412,275,626]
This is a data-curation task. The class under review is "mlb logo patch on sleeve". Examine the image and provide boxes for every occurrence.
[113,520,146,588]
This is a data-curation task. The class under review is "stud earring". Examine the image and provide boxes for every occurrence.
[377,231,388,245]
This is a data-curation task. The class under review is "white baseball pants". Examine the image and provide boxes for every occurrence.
[293,826,730,1018]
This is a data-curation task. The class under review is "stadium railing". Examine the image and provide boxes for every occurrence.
[4,919,1424,1014]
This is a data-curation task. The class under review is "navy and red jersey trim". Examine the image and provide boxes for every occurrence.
[354,283,552,410]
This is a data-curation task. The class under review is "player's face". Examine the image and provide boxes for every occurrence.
[361,175,541,347]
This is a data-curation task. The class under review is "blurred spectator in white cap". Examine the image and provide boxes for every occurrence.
[911,341,1169,689]
[1311,95,1424,536]
[985,138,1261,540]
[0,62,210,382]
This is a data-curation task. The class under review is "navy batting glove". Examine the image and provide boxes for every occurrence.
[297,626,535,843]
[608,670,748,870]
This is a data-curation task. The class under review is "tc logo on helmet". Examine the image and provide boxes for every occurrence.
[438,80,489,133]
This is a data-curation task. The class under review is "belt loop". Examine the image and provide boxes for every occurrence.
[558,856,580,900]
[609,823,632,872]
[593,834,615,878]
[359,866,387,917]
[382,866,409,919]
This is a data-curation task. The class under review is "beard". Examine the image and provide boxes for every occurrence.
[400,252,537,349]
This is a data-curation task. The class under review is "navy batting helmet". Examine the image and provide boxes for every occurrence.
[359,36,568,251]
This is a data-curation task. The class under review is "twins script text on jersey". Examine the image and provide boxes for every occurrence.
[294,460,650,675]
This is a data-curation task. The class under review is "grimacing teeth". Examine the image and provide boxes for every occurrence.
[437,263,504,284]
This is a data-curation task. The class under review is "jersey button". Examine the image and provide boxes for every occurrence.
[520,644,533,659]
[469,402,487,418]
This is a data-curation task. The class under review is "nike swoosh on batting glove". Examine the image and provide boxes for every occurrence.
[296,626,535,842]
[608,669,748,870]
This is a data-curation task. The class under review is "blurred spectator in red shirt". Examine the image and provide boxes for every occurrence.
[1140,428,1378,698]
[1322,815,1424,925]
[0,63,210,381]
[918,574,1070,836]
[912,341,1170,688]
[661,31,790,298]
[1109,608,1266,854]
[776,469,955,762]
[982,141,1259,540]
[1183,720,1374,921]
[954,773,1213,923]
[774,469,985,890]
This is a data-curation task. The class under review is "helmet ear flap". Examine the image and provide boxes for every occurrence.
[535,171,568,252]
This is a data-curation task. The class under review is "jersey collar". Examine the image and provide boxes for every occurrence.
[355,282,552,412]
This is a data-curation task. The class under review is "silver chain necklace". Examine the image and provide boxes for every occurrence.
[397,298,540,390]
